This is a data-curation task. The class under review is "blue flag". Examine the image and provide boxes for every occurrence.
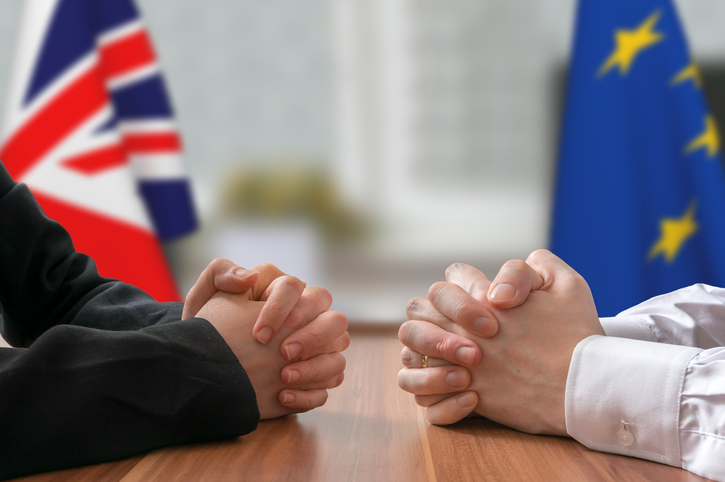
[552,0,725,316]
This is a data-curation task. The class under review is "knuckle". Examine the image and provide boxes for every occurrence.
[335,332,351,352]
[563,271,587,292]
[572,271,588,288]
[304,286,332,306]
[450,299,477,326]
[435,335,460,361]
[527,249,551,264]
[316,390,329,408]
[341,332,351,351]
[405,297,425,318]
[330,373,345,388]
[285,307,305,330]
[445,263,465,278]
[427,281,447,301]
[503,258,527,274]
[449,300,466,319]
[256,261,278,272]
[318,288,334,306]
[264,300,289,321]
[281,275,305,291]
[329,311,348,332]
[306,328,324,350]
[299,396,316,411]
[421,368,440,389]
[434,337,453,360]
[397,369,408,389]
[401,347,415,366]
[209,257,229,270]
[304,363,321,382]
[295,333,319,360]
[398,321,413,344]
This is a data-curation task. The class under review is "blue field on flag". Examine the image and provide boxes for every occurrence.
[552,0,725,316]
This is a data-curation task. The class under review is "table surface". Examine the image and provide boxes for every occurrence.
[13,326,709,482]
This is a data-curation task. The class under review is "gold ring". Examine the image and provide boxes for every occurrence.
[421,355,429,368]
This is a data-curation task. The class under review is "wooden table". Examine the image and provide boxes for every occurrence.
[13,326,709,482]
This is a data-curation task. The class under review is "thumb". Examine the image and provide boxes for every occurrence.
[182,258,259,319]
[486,257,546,310]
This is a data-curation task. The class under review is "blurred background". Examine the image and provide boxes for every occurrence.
[1,0,725,322]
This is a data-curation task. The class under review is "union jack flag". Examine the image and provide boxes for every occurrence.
[1,0,197,301]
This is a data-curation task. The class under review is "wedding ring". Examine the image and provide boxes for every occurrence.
[421,354,429,368]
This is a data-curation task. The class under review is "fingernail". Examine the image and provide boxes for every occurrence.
[256,326,273,344]
[234,268,255,279]
[286,369,301,384]
[489,283,516,302]
[474,317,493,337]
[446,370,468,388]
[282,392,296,405]
[456,346,475,366]
[284,343,303,360]
[457,392,477,408]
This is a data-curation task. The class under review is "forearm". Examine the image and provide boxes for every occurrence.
[0,163,183,345]
[0,176,112,345]
[0,318,258,480]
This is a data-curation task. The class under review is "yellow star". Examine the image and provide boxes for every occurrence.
[598,10,664,77]
[671,62,702,88]
[648,201,698,263]
[684,116,720,158]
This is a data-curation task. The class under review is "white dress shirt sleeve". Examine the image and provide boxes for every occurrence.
[565,284,725,481]
[599,283,725,348]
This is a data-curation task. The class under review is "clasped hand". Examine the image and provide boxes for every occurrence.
[397,249,604,435]
[184,258,350,420]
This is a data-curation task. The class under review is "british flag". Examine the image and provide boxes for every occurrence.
[1,0,197,301]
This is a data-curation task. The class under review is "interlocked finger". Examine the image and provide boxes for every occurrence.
[281,309,347,361]
[414,393,457,408]
[252,274,306,344]
[399,320,481,367]
[405,297,456,330]
[428,281,497,338]
[425,391,479,425]
[397,366,472,396]
[282,352,346,386]
[279,388,329,412]
[401,347,450,369]
[444,263,491,302]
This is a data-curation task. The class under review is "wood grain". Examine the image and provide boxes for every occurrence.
[9,326,710,481]
[426,417,705,481]
[11,456,144,482]
[117,326,432,482]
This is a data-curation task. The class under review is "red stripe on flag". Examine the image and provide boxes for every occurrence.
[124,132,181,152]
[1,67,107,180]
[33,190,181,302]
[62,144,127,174]
[100,30,155,79]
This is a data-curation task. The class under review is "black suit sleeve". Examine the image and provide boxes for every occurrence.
[0,164,259,479]
[0,319,258,479]
[0,167,179,346]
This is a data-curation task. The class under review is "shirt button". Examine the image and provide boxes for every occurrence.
[617,429,635,446]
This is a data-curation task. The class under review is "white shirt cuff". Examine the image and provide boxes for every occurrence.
[565,335,701,466]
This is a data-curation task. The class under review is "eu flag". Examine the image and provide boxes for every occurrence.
[551,0,725,316]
